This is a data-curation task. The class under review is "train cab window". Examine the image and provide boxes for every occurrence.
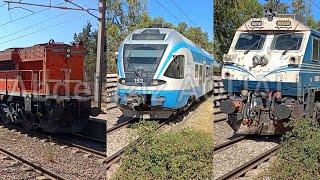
[123,44,167,72]
[164,55,184,79]
[271,33,303,51]
[235,33,266,50]
[313,38,320,61]
[195,65,199,78]
[206,67,210,77]
[199,66,203,84]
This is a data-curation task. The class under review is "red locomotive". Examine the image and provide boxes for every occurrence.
[0,40,97,133]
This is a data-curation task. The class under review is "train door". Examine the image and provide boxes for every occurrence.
[202,62,206,94]
[199,65,203,94]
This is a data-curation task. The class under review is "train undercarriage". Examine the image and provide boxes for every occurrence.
[0,95,94,133]
[220,89,320,135]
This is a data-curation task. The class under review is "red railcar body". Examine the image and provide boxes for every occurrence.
[0,41,96,133]
[0,43,85,97]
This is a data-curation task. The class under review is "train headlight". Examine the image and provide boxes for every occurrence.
[260,56,268,66]
[151,79,166,86]
[290,57,296,63]
[288,56,301,66]
[118,78,126,84]
[224,72,231,79]
[223,54,234,64]
[241,89,249,97]
[252,55,259,65]
[65,48,71,58]
[152,79,159,85]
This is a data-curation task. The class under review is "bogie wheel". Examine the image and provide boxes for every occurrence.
[22,112,35,131]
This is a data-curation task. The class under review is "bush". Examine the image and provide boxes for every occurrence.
[112,121,213,179]
[269,119,320,179]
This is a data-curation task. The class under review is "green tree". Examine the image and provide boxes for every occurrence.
[73,22,97,82]
[214,0,263,61]
[264,0,289,14]
[291,0,311,20]
[290,0,320,30]
[74,0,213,83]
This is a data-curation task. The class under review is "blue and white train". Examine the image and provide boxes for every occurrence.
[116,27,217,119]
[221,14,320,135]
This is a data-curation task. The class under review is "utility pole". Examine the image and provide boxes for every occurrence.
[94,0,106,110]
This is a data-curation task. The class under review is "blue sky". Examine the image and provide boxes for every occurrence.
[0,0,213,51]
[1,0,320,51]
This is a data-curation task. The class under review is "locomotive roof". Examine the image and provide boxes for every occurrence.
[1,42,73,52]
[0,42,83,62]
[124,28,213,60]
[237,15,310,32]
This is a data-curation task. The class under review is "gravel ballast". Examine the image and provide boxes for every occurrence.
[0,126,108,179]
[213,120,242,145]
[0,152,41,180]
[213,138,279,179]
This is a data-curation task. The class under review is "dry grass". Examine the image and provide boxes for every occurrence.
[187,97,214,135]
[44,146,55,162]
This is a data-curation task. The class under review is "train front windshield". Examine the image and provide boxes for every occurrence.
[271,33,303,50]
[123,44,167,72]
[235,33,266,50]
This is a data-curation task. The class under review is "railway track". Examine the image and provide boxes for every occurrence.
[216,144,282,180]
[105,117,171,169]
[106,94,211,169]
[213,135,247,154]
[0,123,108,160]
[0,146,67,180]
[106,117,137,134]
[54,133,107,159]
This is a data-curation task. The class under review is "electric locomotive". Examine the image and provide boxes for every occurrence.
[117,27,217,119]
[221,13,320,135]
[0,40,98,133]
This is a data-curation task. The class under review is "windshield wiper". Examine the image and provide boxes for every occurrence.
[244,39,261,54]
[282,39,301,55]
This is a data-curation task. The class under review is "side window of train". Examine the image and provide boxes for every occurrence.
[206,67,209,77]
[195,65,199,78]
[164,55,185,79]
[313,38,320,61]
[199,65,203,83]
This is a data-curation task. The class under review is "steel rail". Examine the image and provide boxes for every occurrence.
[216,144,282,180]
[0,123,107,159]
[213,135,247,154]
[105,94,211,169]
[0,147,67,180]
[107,118,137,134]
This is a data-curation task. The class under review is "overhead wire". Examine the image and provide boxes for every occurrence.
[0,2,6,8]
[154,0,182,23]
[0,1,70,27]
[309,0,320,12]
[167,0,195,25]
[0,9,73,40]
[0,0,97,45]
[0,14,85,45]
